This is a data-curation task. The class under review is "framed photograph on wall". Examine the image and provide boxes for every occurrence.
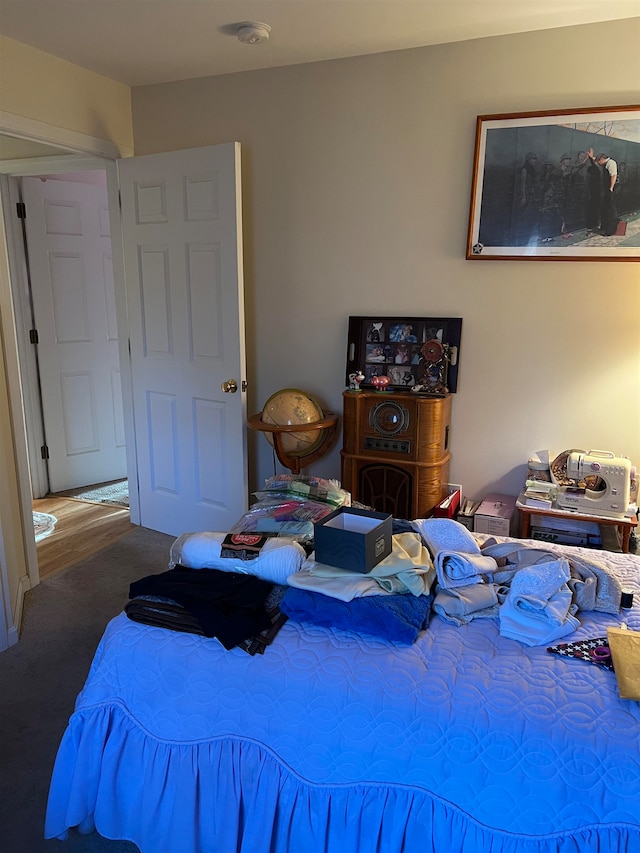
[346,316,462,395]
[466,105,640,261]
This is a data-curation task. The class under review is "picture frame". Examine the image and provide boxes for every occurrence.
[346,316,462,395]
[466,105,640,261]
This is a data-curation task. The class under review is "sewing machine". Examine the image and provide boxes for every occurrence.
[554,450,632,518]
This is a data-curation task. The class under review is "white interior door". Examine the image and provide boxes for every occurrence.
[21,176,127,492]
[116,142,248,537]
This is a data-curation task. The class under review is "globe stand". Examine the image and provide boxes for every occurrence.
[247,412,338,474]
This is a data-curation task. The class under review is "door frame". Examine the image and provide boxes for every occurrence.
[1,157,142,524]
[0,119,135,645]
[2,173,49,499]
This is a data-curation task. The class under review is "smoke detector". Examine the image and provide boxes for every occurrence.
[236,22,271,45]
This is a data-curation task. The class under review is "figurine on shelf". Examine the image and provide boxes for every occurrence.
[371,374,391,393]
[348,370,365,392]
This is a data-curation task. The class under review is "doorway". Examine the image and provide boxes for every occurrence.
[14,169,128,498]
[1,135,248,644]
[5,165,131,578]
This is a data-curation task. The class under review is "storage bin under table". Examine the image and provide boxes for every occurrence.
[517,501,638,554]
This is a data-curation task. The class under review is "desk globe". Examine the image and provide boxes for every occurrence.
[261,389,325,456]
[247,388,338,474]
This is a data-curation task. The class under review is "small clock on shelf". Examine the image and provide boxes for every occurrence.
[411,338,452,396]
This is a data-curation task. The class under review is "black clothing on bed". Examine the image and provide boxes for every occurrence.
[128,566,275,649]
[124,593,288,655]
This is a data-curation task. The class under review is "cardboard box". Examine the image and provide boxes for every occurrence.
[314,507,392,573]
[474,493,518,537]
[530,514,602,547]
[531,527,601,548]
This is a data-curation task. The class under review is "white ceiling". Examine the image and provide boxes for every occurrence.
[1,0,639,87]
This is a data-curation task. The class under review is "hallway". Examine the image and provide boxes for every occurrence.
[33,497,133,579]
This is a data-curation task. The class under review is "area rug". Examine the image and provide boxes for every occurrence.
[61,479,129,508]
[33,511,57,542]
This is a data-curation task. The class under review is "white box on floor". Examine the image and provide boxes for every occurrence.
[474,493,518,537]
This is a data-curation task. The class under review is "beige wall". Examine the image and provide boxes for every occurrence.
[0,36,133,153]
[132,18,640,501]
[0,281,25,635]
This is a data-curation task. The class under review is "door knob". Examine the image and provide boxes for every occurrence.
[222,379,238,393]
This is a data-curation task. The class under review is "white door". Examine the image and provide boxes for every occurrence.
[21,177,127,492]
[116,142,248,537]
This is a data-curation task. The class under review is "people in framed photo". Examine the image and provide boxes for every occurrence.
[466,105,640,261]
[365,344,387,363]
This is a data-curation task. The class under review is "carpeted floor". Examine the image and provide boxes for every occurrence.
[0,525,174,851]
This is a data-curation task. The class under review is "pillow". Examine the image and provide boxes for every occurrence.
[169,531,306,585]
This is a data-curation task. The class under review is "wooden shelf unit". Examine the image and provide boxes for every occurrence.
[340,391,451,519]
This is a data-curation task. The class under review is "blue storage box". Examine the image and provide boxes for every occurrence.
[313,507,392,573]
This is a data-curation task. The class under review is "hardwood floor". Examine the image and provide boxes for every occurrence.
[33,496,134,579]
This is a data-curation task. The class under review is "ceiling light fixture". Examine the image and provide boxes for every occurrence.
[236,22,271,45]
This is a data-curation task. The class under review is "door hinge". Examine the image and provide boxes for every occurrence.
[29,329,39,345]
[16,201,26,219]
[41,445,50,460]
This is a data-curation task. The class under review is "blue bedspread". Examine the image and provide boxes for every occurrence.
[45,538,640,853]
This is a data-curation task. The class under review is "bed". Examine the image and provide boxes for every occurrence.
[45,521,640,853]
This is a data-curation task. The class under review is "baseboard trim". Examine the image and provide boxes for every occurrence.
[6,624,19,648]
[8,574,32,647]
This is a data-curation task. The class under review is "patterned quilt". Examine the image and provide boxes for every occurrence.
[45,537,640,853]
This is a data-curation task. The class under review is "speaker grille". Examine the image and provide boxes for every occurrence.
[359,464,413,519]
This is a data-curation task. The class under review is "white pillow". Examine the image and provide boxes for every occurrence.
[169,532,306,585]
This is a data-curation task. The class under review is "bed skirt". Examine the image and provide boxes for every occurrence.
[45,702,640,853]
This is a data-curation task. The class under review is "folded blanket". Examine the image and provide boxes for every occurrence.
[280,587,433,645]
[480,541,622,614]
[499,558,579,646]
[129,566,275,649]
[125,596,202,634]
[169,531,306,585]
[566,554,622,614]
[288,566,387,601]
[432,583,501,625]
[302,533,435,598]
[509,557,572,610]
[125,594,288,655]
[433,551,499,589]
[500,588,579,647]
[412,518,481,557]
